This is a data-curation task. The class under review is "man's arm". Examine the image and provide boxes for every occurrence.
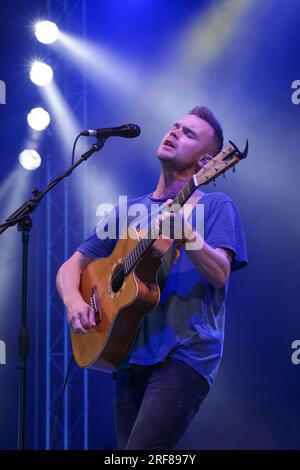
[56,251,96,334]
[183,236,232,289]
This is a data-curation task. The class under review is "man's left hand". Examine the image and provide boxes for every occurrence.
[154,199,196,246]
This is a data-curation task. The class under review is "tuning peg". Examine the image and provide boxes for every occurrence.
[223,173,226,179]
[232,166,237,173]
[213,179,217,186]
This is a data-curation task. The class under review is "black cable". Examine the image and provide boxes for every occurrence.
[72,134,82,165]
[50,354,74,450]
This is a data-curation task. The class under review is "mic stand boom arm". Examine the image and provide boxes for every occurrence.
[0,138,106,450]
[0,138,106,234]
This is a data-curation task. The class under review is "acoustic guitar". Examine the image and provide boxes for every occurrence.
[71,140,248,371]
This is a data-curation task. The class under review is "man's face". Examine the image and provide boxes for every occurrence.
[156,114,216,172]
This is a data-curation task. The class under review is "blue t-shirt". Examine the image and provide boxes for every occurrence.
[77,191,247,388]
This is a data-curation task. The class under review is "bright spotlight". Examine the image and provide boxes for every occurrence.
[30,61,53,87]
[19,149,41,171]
[27,107,50,131]
[35,20,59,44]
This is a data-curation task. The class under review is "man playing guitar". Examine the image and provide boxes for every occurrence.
[57,106,248,450]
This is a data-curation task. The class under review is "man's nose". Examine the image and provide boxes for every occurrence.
[170,128,180,139]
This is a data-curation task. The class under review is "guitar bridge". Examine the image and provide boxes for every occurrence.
[90,286,101,325]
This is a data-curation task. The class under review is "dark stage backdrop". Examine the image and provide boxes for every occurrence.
[0,0,299,450]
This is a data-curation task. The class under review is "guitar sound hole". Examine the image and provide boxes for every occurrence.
[111,264,125,293]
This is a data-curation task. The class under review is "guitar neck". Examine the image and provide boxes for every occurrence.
[124,177,197,275]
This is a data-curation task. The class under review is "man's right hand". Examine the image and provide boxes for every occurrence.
[65,297,96,335]
[56,251,96,335]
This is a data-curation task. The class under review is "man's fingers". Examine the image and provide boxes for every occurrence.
[155,210,187,241]
[66,299,99,333]
[162,198,173,210]
[155,213,169,237]
[68,303,93,334]
[88,307,97,327]
[80,310,92,330]
[72,316,89,335]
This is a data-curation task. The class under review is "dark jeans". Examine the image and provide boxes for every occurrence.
[114,358,210,450]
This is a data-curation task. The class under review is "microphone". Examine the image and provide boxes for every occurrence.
[80,124,141,139]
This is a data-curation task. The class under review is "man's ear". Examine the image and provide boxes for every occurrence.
[195,153,213,173]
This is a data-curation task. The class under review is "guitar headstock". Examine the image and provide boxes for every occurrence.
[194,140,248,187]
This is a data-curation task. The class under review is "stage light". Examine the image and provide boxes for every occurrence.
[19,149,41,171]
[30,61,53,87]
[35,21,59,44]
[27,107,50,131]
[40,81,81,154]
[58,33,139,93]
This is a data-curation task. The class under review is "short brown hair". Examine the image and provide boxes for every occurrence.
[189,106,223,156]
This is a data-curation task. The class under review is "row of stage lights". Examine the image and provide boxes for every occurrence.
[20,21,59,170]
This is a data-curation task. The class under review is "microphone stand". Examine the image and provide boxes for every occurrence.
[0,138,106,450]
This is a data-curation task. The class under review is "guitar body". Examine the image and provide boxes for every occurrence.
[71,227,173,371]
